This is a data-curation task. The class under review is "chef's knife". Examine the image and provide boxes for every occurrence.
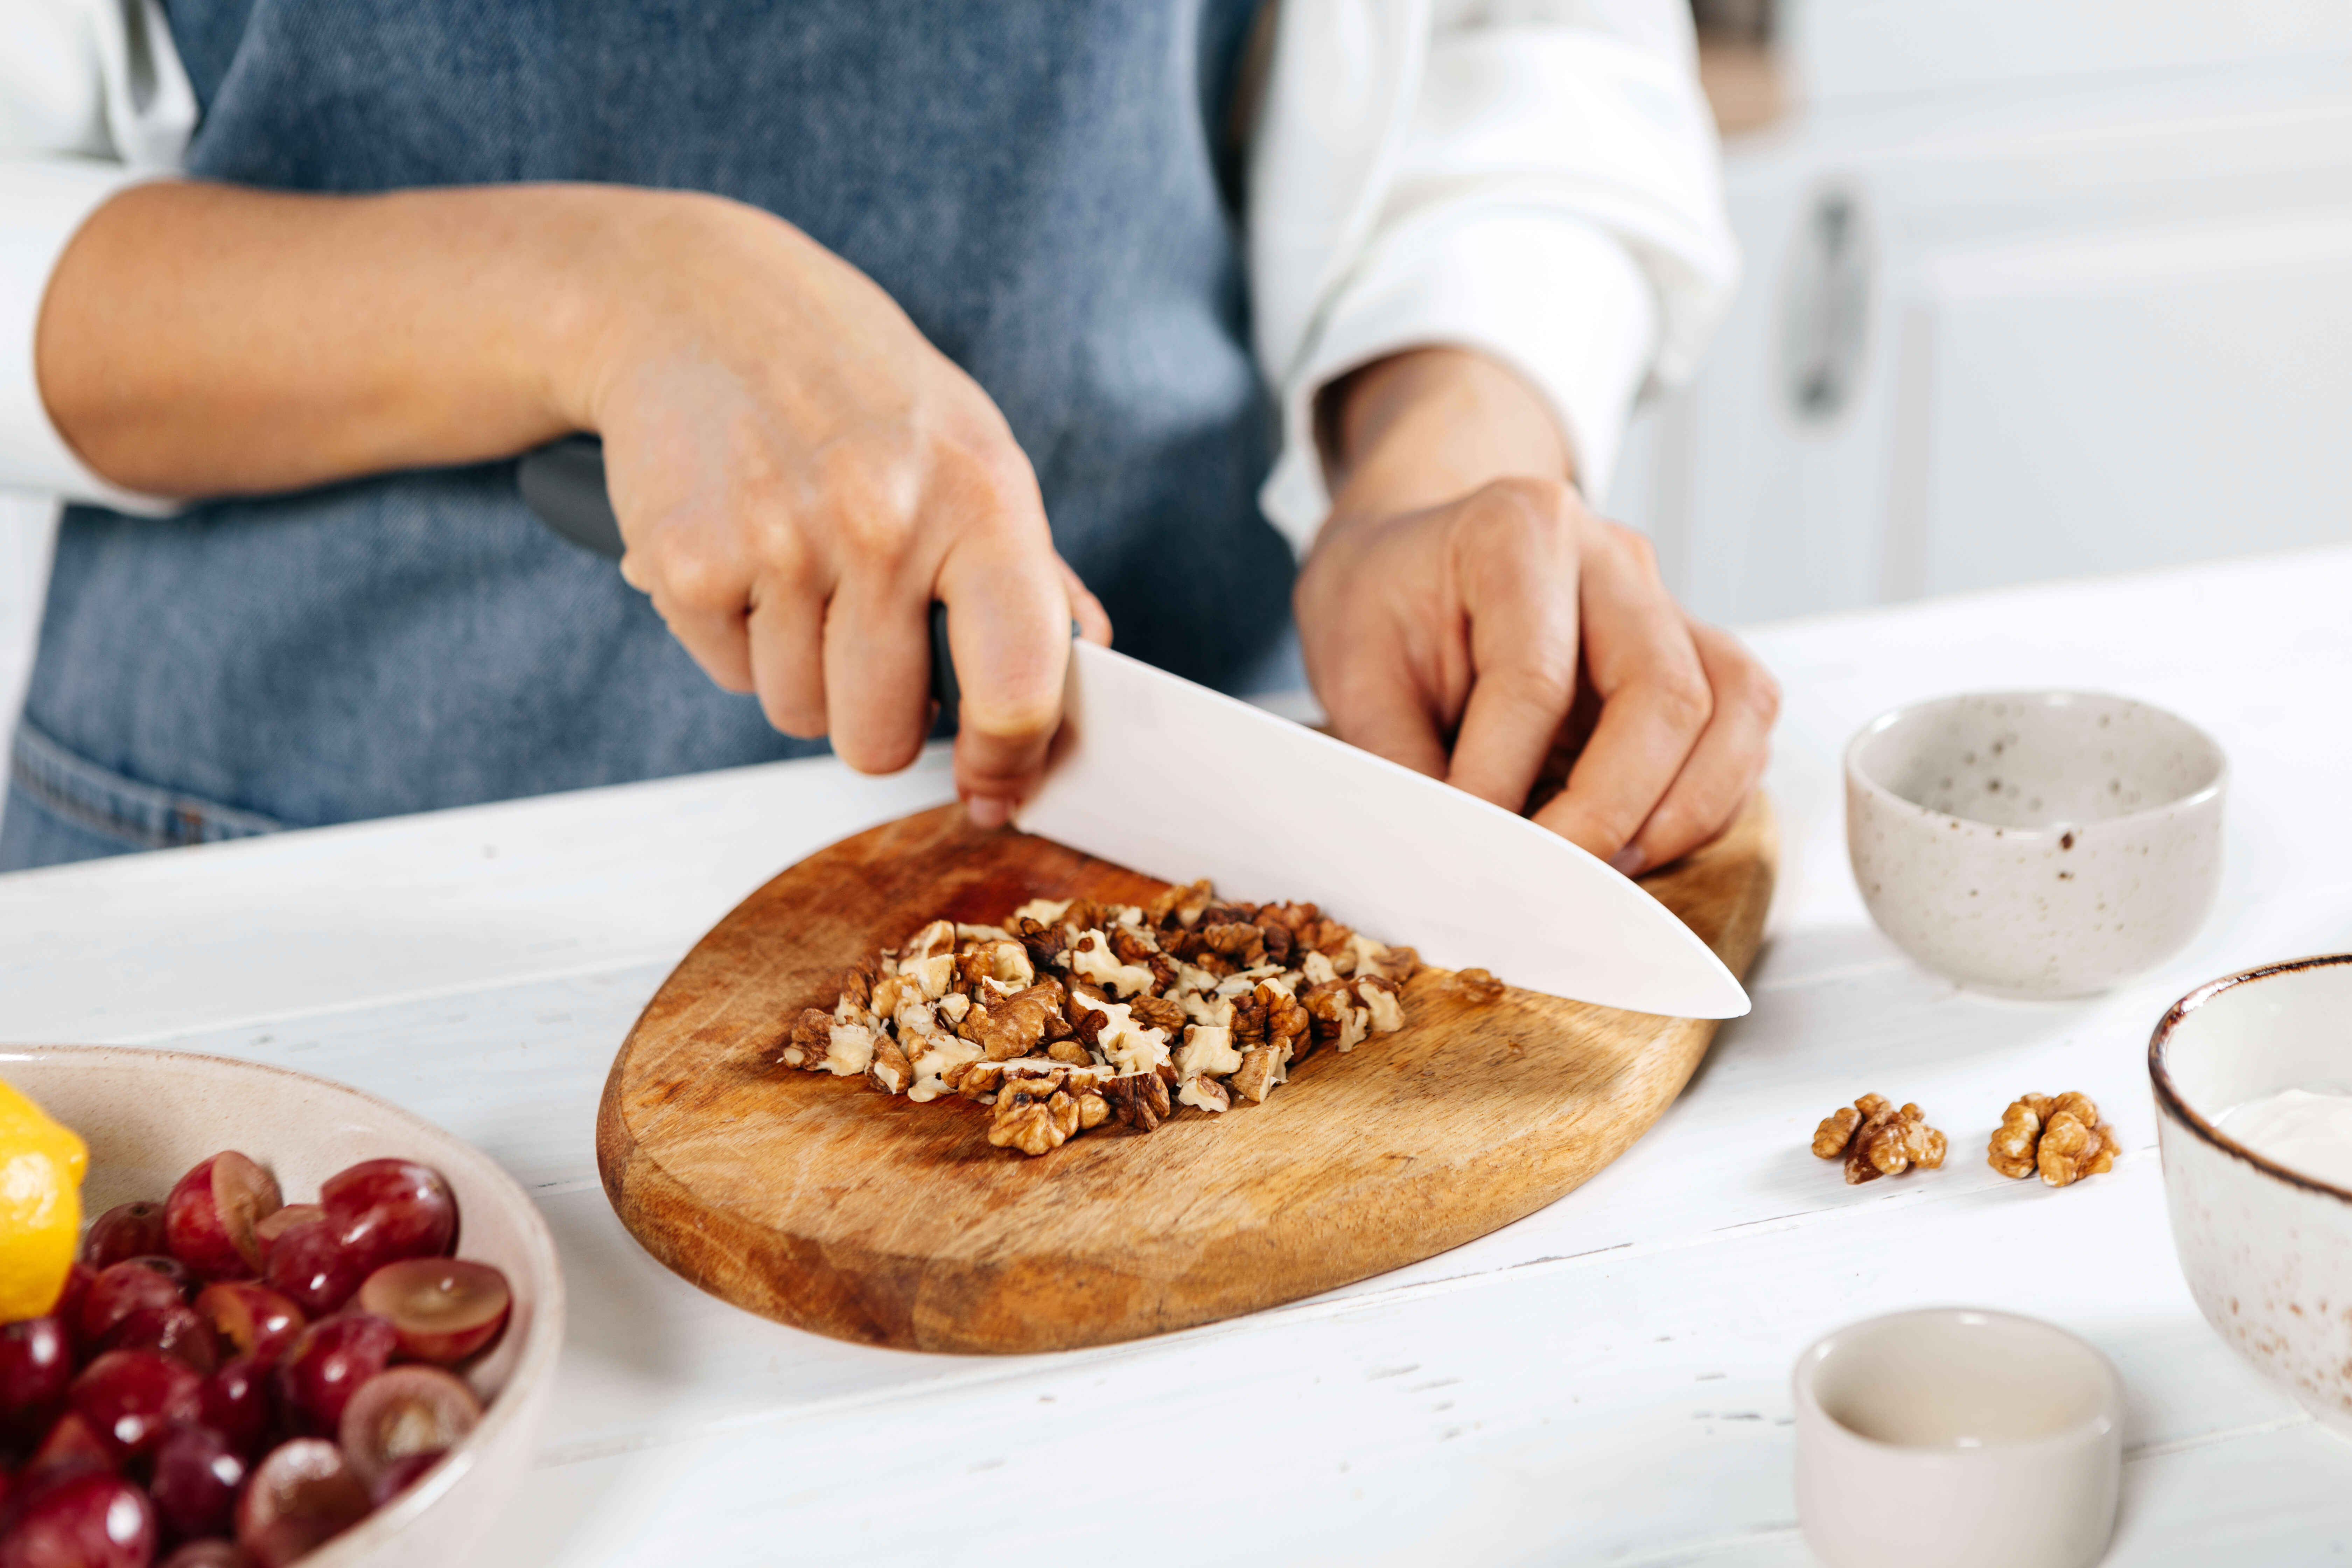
[520,435,1750,1018]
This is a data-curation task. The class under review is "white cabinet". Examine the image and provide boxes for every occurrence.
[1616,12,2352,625]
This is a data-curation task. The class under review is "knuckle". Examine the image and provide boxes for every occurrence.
[1602,522,1661,576]
[1650,666,1715,734]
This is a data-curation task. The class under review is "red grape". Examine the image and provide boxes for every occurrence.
[272,1316,394,1439]
[68,1351,204,1462]
[164,1154,283,1283]
[257,1220,364,1320]
[148,1423,250,1544]
[50,1267,94,1356]
[158,1544,251,1568]
[0,1316,72,1447]
[246,1209,317,1276]
[21,1412,114,1485]
[0,1470,155,1568]
[93,1303,216,1377]
[355,1260,509,1366]
[79,1203,168,1272]
[234,1440,368,1568]
[196,1358,271,1462]
[336,1366,479,1494]
[78,1261,191,1347]
[318,1161,455,1276]
[362,1448,445,1510]
[191,1286,305,1370]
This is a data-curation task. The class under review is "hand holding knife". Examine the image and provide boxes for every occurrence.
[520,436,1749,1019]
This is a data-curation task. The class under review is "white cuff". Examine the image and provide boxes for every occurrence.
[0,155,180,514]
[1259,210,1658,556]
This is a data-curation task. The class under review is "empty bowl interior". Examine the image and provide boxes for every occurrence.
[1808,1310,2115,1448]
[2159,959,2352,1121]
[1850,692,2223,830]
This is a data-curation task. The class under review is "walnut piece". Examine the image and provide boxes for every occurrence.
[1452,968,1505,1004]
[1813,1093,1947,1185]
[1988,1092,2117,1186]
[782,880,1433,1153]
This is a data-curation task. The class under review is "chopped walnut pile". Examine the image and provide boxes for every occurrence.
[1812,1093,1948,1185]
[1988,1092,2118,1187]
[778,882,1423,1155]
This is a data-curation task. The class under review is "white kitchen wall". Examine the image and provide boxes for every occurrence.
[1616,0,2352,626]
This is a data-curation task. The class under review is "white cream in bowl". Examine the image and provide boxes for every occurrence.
[2151,958,2352,1437]
[2219,1085,2352,1189]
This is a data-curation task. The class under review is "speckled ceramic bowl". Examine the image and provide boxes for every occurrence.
[2151,958,2352,1439]
[0,1045,564,1568]
[1845,691,2225,996]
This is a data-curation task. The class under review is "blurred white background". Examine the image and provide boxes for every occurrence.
[1,0,2348,764]
[1619,0,2352,623]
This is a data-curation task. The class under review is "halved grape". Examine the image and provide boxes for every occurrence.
[355,1259,510,1366]
[336,1365,480,1493]
[198,1355,272,1461]
[22,1410,115,1483]
[79,1258,193,1345]
[249,1206,319,1274]
[149,1422,251,1543]
[93,1300,217,1375]
[0,1315,71,1447]
[273,1315,396,1438]
[193,1284,307,1368]
[0,1470,155,1568]
[165,1153,284,1282]
[234,1439,370,1568]
[79,1201,168,1272]
[320,1160,456,1277]
[363,1448,447,1510]
[258,1218,366,1319]
[67,1349,205,1461]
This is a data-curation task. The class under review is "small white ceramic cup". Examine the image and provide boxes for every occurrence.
[2150,956,2352,1437]
[1794,1308,2123,1568]
[1846,690,2226,996]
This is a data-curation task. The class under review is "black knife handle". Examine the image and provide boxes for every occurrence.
[519,434,960,713]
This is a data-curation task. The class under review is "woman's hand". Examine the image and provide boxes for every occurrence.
[1295,347,1777,875]
[39,182,1107,819]
[570,194,1108,819]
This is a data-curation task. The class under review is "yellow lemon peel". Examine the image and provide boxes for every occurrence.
[0,1076,88,1320]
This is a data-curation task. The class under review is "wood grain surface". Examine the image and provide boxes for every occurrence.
[597,795,1777,1354]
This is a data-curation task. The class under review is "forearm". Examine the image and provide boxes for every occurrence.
[1322,346,1571,525]
[36,180,659,497]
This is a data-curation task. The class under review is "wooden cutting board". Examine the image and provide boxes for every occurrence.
[597,794,1776,1354]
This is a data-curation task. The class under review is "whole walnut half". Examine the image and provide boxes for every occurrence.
[1988,1092,2118,1187]
[1813,1093,1947,1185]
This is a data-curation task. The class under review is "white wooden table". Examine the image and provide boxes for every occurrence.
[6,546,2351,1564]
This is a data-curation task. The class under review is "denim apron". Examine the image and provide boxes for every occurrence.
[2,0,1289,869]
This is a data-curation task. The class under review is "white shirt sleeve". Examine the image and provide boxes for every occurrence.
[1248,0,1740,553]
[0,0,194,512]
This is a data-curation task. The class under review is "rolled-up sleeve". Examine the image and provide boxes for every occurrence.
[1252,0,1740,553]
[0,0,194,512]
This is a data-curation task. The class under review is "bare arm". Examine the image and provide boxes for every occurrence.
[36,181,1107,817]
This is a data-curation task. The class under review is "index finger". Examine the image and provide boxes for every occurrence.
[1529,530,1713,867]
[938,534,1073,826]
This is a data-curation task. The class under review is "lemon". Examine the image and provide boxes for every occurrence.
[0,1076,88,1321]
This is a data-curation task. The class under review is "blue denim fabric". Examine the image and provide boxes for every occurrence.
[6,0,1286,870]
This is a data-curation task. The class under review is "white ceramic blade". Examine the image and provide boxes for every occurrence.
[1013,642,1750,1019]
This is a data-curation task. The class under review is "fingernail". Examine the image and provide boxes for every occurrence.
[966,796,1013,830]
[1609,846,1648,877]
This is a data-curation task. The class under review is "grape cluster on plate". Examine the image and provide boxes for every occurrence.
[0,1151,512,1568]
